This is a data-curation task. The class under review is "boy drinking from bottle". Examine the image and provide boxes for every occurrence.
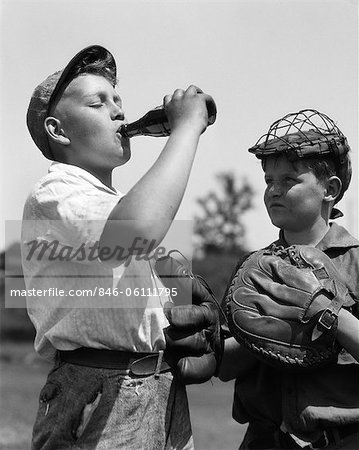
[22,44,214,449]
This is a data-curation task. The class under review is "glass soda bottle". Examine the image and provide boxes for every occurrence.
[120,97,217,138]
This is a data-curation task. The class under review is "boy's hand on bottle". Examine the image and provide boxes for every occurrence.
[163,85,214,135]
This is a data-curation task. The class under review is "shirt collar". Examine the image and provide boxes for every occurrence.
[316,222,359,251]
[275,222,359,251]
[49,162,121,195]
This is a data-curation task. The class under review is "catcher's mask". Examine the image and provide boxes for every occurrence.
[248,109,352,213]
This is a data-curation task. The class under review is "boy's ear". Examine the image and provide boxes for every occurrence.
[324,176,342,202]
[44,117,70,146]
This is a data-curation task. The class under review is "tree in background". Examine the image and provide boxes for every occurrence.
[194,172,254,256]
[192,172,254,300]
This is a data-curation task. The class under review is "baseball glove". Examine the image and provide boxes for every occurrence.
[155,251,226,384]
[225,244,354,370]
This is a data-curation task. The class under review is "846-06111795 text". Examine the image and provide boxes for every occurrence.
[10,287,178,298]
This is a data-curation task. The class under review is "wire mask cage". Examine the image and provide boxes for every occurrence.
[248,109,350,165]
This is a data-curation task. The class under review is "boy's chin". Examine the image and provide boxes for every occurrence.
[116,149,131,166]
[121,144,131,162]
[269,216,289,230]
[122,153,131,165]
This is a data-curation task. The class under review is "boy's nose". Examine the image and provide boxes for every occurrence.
[111,104,125,121]
[267,183,283,197]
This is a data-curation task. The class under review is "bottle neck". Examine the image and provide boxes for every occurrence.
[122,107,170,138]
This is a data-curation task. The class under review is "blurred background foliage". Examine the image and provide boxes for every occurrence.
[192,172,253,301]
[0,171,254,341]
[194,172,254,256]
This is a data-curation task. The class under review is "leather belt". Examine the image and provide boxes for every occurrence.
[58,347,171,376]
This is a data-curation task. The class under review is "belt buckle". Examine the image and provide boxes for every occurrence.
[318,309,337,330]
[130,351,169,377]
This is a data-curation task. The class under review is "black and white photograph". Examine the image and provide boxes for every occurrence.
[1,0,358,449]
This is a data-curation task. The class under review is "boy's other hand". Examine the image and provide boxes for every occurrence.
[163,85,215,135]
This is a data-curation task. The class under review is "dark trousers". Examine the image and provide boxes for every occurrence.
[239,423,359,449]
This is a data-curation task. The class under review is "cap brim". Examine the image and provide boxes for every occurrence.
[49,45,116,111]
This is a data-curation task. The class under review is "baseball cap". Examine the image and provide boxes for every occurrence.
[26,45,116,160]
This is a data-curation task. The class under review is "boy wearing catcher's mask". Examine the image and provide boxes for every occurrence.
[220,110,359,449]
[165,109,359,449]
[22,45,214,449]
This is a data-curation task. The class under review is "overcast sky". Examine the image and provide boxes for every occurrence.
[1,0,358,252]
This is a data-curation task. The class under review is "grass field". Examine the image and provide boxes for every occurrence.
[0,342,246,450]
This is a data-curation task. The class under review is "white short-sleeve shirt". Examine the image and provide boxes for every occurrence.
[21,162,170,360]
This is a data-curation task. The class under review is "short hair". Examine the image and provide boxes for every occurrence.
[64,53,117,86]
